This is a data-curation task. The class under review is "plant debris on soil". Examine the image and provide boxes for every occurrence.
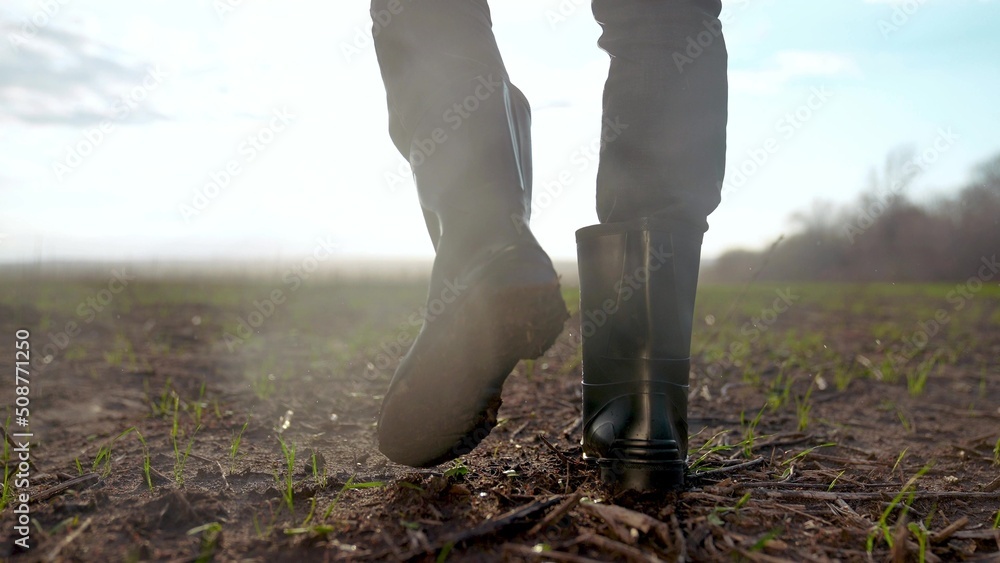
[1,273,999,561]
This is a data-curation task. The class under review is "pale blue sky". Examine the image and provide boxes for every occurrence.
[1,0,998,265]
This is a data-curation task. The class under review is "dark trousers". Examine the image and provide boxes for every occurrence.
[371,0,728,233]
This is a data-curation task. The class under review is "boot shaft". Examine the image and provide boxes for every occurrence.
[576,218,702,379]
[576,219,703,486]
[409,76,534,246]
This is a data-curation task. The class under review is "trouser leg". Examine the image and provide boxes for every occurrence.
[592,0,728,232]
[370,0,532,251]
[370,0,568,468]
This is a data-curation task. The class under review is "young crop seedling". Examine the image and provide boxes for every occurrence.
[301,497,317,527]
[891,448,908,475]
[0,465,14,511]
[795,382,815,431]
[897,407,915,433]
[192,382,207,426]
[228,417,250,474]
[907,355,937,396]
[146,378,175,418]
[878,357,899,383]
[45,516,81,537]
[252,506,279,540]
[131,429,153,491]
[436,541,455,563]
[867,464,931,554]
[247,357,285,400]
[689,430,735,472]
[780,443,835,479]
[187,522,222,563]
[172,424,201,485]
[103,348,124,368]
[707,492,751,526]
[827,469,846,491]
[92,442,114,476]
[92,426,149,482]
[89,427,152,490]
[397,481,425,492]
[749,527,784,553]
[321,475,385,520]
[283,498,336,538]
[832,362,855,392]
[740,406,766,459]
[311,450,327,488]
[0,419,12,511]
[906,522,929,563]
[277,435,297,513]
[251,370,277,400]
[283,523,335,538]
[444,459,469,479]
[766,367,794,411]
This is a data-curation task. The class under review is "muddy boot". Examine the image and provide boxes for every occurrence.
[576,218,702,491]
[376,77,569,468]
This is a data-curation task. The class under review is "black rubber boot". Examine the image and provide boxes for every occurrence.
[576,218,702,491]
[377,77,569,468]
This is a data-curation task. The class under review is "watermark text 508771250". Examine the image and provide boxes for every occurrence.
[12,329,34,550]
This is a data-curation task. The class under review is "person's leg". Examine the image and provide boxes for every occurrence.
[370,0,568,467]
[578,0,728,491]
[592,0,728,229]
[372,0,513,246]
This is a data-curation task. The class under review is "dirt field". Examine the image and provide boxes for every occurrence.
[1,270,999,561]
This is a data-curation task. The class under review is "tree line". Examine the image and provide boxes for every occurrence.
[704,149,1000,282]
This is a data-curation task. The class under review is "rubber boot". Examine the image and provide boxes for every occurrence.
[377,76,569,468]
[576,218,702,491]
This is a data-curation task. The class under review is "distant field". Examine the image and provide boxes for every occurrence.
[1,274,998,561]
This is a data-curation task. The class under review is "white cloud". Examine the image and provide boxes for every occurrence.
[731,50,859,94]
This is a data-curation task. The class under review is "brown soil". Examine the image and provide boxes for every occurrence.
[1,276,998,562]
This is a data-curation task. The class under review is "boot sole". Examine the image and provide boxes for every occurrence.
[429,280,568,464]
[377,277,568,467]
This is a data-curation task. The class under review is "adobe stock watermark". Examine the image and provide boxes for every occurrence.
[878,0,929,39]
[341,0,412,63]
[383,74,503,191]
[223,236,338,351]
[887,255,999,365]
[511,116,629,233]
[727,288,798,361]
[543,0,588,28]
[179,106,295,221]
[51,65,169,182]
[363,277,468,378]
[548,0,751,31]
[720,86,833,201]
[569,243,678,348]
[672,19,725,73]
[363,236,660,378]
[6,0,72,53]
[842,127,959,244]
[383,156,414,194]
[212,0,247,20]
[672,0,752,72]
[30,268,136,373]
[701,287,800,380]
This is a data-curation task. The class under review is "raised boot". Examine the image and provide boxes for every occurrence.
[577,218,702,491]
[377,76,569,468]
